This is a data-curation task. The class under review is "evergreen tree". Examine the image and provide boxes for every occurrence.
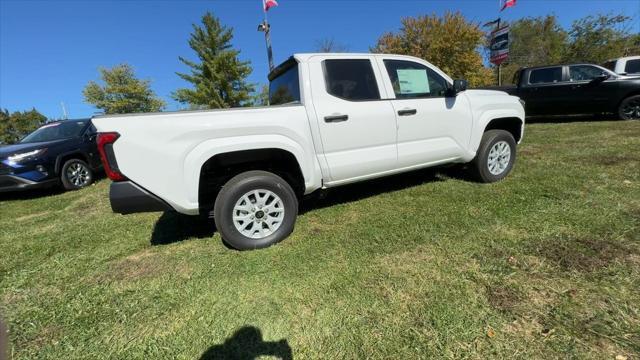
[173,12,254,109]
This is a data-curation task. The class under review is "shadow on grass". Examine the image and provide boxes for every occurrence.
[200,326,292,360]
[299,166,460,214]
[0,174,107,202]
[150,211,217,245]
[150,166,466,245]
[0,185,65,201]
[525,114,619,124]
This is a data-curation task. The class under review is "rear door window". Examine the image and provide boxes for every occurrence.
[323,59,380,101]
[625,59,640,74]
[529,67,563,84]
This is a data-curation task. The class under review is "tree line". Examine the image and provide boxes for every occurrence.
[499,14,639,84]
[1,11,637,144]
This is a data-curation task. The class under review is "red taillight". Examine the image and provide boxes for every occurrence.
[97,132,127,181]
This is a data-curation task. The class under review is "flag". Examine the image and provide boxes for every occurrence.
[501,0,516,11]
[483,18,501,27]
[263,0,278,12]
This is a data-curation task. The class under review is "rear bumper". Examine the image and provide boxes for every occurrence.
[0,175,58,193]
[109,181,173,214]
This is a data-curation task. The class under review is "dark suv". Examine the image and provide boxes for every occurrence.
[0,119,102,192]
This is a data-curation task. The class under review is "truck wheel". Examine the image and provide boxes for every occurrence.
[470,130,516,183]
[61,159,94,190]
[619,95,640,120]
[213,170,298,250]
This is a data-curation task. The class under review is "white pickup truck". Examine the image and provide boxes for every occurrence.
[93,53,525,250]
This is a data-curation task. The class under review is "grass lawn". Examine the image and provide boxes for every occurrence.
[1,120,639,359]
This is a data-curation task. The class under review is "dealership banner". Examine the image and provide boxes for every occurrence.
[490,25,509,65]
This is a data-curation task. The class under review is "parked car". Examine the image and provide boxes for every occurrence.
[603,56,640,76]
[489,64,640,120]
[0,119,101,192]
[93,53,525,250]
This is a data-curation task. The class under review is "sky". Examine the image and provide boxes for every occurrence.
[1,0,639,119]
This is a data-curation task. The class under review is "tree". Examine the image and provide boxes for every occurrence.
[173,12,254,109]
[498,15,568,84]
[498,13,638,84]
[0,108,47,144]
[565,14,639,63]
[0,109,9,144]
[315,37,349,53]
[372,12,493,87]
[251,84,270,107]
[83,64,165,114]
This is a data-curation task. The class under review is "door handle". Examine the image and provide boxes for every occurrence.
[324,114,349,123]
[397,109,417,116]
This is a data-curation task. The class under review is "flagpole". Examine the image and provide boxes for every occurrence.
[261,1,275,72]
[264,3,268,25]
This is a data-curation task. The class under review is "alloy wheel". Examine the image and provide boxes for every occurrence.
[622,98,640,119]
[487,141,511,175]
[66,162,90,187]
[232,189,285,239]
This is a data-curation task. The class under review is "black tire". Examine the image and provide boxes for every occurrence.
[469,130,517,183]
[60,159,94,190]
[213,170,298,250]
[618,95,640,120]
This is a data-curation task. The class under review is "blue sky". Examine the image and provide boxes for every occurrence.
[1,0,639,119]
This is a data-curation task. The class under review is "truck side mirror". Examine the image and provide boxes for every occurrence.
[449,79,468,96]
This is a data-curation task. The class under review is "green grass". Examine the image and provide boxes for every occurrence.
[1,120,639,359]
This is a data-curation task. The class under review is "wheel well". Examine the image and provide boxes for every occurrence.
[198,148,305,211]
[56,153,89,174]
[484,117,523,142]
[618,91,640,108]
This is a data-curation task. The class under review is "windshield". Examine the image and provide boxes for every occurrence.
[20,120,88,143]
[269,63,300,105]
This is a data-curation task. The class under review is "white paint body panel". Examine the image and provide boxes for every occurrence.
[93,53,524,215]
[607,56,640,75]
[306,55,398,181]
[93,105,322,214]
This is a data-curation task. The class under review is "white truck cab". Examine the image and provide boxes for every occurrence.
[603,56,640,76]
[93,53,525,250]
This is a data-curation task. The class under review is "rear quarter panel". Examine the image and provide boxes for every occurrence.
[92,106,322,214]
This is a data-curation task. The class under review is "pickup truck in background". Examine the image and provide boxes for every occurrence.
[93,53,525,250]
[490,64,640,120]
[603,56,640,76]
